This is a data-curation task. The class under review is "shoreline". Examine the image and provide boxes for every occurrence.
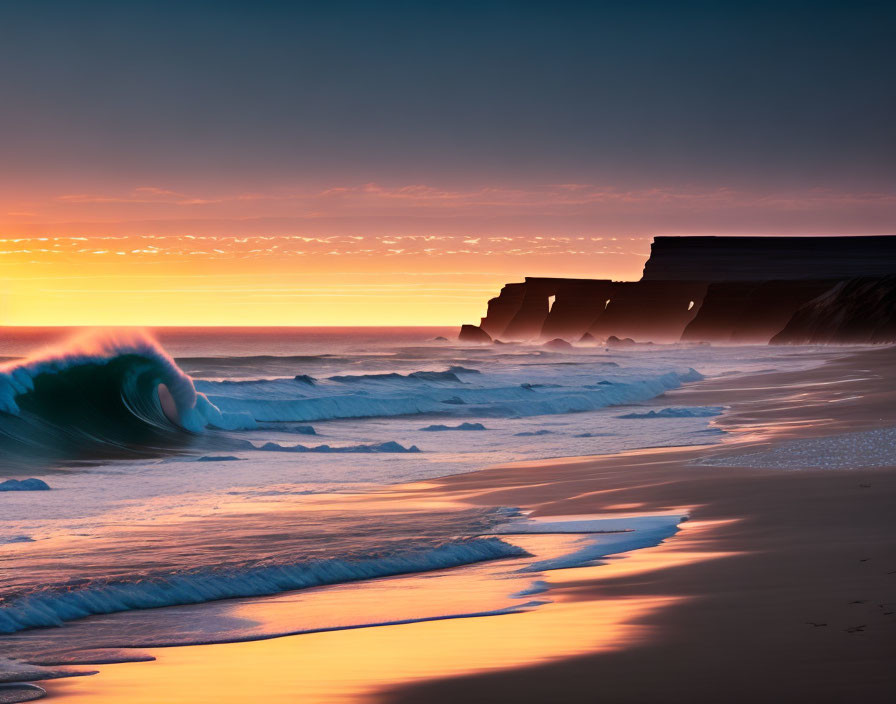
[35,346,896,703]
[382,345,896,703]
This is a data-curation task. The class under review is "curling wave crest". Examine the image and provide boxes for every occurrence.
[0,537,524,634]
[0,331,252,461]
[0,330,706,463]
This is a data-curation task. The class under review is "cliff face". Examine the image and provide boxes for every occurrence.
[642,236,896,281]
[479,278,612,341]
[587,281,707,342]
[478,279,705,342]
[771,276,896,344]
[464,236,896,345]
[681,280,836,343]
[499,278,563,340]
[478,282,528,338]
[540,280,614,340]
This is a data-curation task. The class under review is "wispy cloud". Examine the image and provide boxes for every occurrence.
[0,233,639,262]
[45,182,896,214]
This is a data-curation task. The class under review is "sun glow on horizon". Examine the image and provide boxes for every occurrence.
[0,232,650,326]
[2,183,893,326]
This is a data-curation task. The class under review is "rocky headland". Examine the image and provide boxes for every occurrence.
[460,236,896,345]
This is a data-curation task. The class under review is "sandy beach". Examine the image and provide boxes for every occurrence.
[29,345,894,704]
[5,4,896,702]
[383,346,896,703]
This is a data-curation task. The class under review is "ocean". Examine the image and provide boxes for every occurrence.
[0,327,836,675]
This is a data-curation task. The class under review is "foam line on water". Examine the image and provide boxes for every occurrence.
[0,538,526,635]
[201,369,705,423]
[493,514,685,535]
[515,515,686,572]
[90,602,545,651]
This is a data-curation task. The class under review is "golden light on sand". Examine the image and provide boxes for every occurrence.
[43,520,723,704]
[46,598,676,704]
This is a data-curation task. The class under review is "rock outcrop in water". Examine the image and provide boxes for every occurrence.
[458,324,492,344]
[461,236,896,345]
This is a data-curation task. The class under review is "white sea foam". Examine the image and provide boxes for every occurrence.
[518,515,685,571]
[491,513,685,571]
[699,427,896,470]
[200,369,705,423]
[0,331,840,666]
[510,580,551,598]
[0,537,525,634]
[0,682,48,701]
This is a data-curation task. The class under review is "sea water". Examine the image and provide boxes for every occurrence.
[0,327,837,670]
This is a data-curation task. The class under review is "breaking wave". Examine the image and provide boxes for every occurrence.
[0,537,525,634]
[199,369,704,423]
[0,331,251,462]
[0,330,705,462]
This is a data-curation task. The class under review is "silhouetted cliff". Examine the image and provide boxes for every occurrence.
[642,236,896,281]
[771,276,896,344]
[462,236,896,345]
[477,278,705,342]
[479,278,612,341]
[477,282,528,338]
[681,280,836,343]
[587,281,707,342]
[540,280,614,340]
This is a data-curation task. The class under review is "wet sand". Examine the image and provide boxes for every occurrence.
[383,346,896,703]
[41,347,896,703]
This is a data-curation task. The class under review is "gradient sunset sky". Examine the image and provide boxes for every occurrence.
[2,0,894,325]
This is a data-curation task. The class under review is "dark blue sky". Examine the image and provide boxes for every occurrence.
[1,0,893,195]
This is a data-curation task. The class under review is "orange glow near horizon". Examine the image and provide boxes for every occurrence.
[0,233,648,326]
[3,181,893,325]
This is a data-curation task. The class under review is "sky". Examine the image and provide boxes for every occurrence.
[1,0,894,325]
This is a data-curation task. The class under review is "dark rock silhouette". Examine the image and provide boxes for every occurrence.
[462,236,896,344]
[772,276,896,344]
[458,324,492,344]
[478,282,529,338]
[681,280,836,343]
[642,236,896,281]
[588,280,707,342]
[480,278,612,340]
[500,279,558,340]
[543,338,573,350]
[481,277,703,342]
[540,279,614,340]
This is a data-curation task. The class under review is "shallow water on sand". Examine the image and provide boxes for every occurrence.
[0,327,840,679]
